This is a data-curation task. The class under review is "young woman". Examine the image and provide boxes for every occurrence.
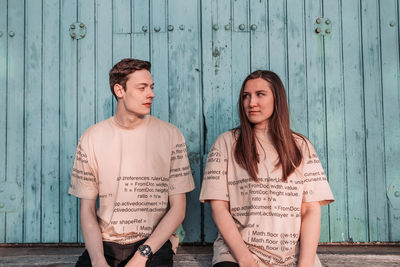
[200,70,334,267]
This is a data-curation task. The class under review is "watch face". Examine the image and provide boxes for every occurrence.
[139,244,153,257]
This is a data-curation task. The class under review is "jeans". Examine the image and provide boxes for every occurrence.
[75,239,174,267]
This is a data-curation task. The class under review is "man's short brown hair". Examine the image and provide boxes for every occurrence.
[109,58,151,99]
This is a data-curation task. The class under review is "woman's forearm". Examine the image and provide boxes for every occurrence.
[298,201,321,267]
[211,200,258,267]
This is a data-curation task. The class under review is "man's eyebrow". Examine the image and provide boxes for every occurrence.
[135,82,155,86]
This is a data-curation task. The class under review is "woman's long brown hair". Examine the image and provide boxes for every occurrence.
[233,70,304,182]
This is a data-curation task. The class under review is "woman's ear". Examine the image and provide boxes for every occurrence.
[114,84,125,99]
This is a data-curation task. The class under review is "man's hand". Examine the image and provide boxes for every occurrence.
[125,251,148,267]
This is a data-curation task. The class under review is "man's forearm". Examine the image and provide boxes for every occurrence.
[143,194,186,253]
[80,199,109,267]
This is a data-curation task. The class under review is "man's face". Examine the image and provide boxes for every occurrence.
[115,69,155,117]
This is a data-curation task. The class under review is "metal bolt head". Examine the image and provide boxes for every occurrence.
[80,33,86,38]
[395,191,400,198]
[315,27,322,34]
[179,25,185,30]
[167,25,174,31]
[325,19,331,25]
[212,24,219,31]
[10,194,16,200]
[390,21,396,27]
[0,31,3,37]
[250,24,257,31]
[70,24,76,30]
[316,18,322,24]
[224,24,231,31]
[71,33,76,39]
[79,22,85,28]
[325,28,331,34]
[142,26,148,32]
[0,203,4,208]
[239,24,245,31]
[154,26,161,32]
[9,31,15,37]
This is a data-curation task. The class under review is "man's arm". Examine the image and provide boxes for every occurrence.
[126,193,187,267]
[211,200,258,267]
[298,201,321,267]
[80,198,109,267]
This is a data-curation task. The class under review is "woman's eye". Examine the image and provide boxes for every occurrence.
[242,94,249,99]
[257,92,264,96]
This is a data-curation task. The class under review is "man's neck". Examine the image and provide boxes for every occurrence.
[114,108,147,129]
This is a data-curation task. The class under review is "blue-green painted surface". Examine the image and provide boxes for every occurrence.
[0,0,399,244]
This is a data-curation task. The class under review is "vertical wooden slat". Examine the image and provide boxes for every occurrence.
[6,0,24,243]
[342,0,368,242]
[268,0,287,85]
[167,0,202,242]
[24,0,42,243]
[287,0,308,135]
[112,0,131,63]
[0,0,7,243]
[361,0,388,242]
[380,0,400,241]
[41,0,60,243]
[323,0,347,242]
[202,0,233,243]
[95,0,113,122]
[77,0,96,243]
[249,0,268,71]
[60,0,78,242]
[304,0,330,242]
[150,0,169,122]
[231,0,250,127]
[132,0,149,60]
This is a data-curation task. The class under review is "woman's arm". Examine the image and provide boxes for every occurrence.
[298,201,321,267]
[211,200,259,267]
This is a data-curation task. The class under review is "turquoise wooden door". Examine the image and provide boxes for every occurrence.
[0,0,399,244]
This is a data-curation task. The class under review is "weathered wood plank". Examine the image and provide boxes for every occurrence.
[77,0,97,243]
[323,0,348,242]
[167,0,202,242]
[150,0,169,122]
[41,0,61,243]
[132,0,149,60]
[379,0,400,241]
[23,0,42,243]
[342,0,368,242]
[0,0,7,243]
[60,0,78,242]
[249,0,268,71]
[361,0,388,242]
[304,0,330,242]
[6,0,25,243]
[231,0,250,127]
[202,0,232,243]
[95,0,113,122]
[287,0,308,135]
[268,0,287,86]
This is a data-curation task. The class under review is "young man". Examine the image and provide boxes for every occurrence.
[69,58,195,267]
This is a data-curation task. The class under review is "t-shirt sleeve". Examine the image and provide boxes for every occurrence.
[199,136,229,203]
[301,139,334,206]
[168,130,195,195]
[68,136,98,200]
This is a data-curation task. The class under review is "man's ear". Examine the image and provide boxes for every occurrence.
[114,84,125,99]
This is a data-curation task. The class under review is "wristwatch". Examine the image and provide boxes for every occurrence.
[138,244,153,259]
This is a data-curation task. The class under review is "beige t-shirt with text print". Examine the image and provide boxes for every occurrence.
[69,115,195,246]
[200,130,334,266]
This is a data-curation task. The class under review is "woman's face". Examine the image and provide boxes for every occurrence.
[242,78,275,129]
